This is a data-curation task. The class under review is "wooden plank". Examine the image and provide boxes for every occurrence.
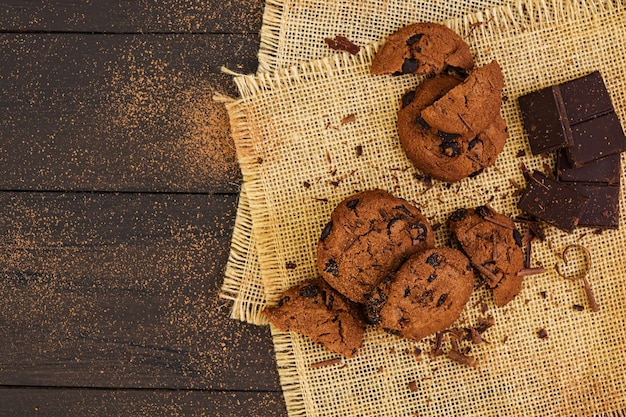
[0,0,264,34]
[0,34,257,193]
[0,388,287,417]
[0,192,280,390]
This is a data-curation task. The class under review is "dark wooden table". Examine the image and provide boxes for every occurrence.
[0,1,287,415]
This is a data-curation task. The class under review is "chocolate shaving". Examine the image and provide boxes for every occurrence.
[472,262,501,286]
[432,332,444,357]
[324,35,361,55]
[516,267,546,276]
[483,215,515,230]
[309,358,343,368]
[525,240,532,268]
[447,349,478,368]
[470,327,483,344]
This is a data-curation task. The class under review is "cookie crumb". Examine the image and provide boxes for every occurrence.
[342,114,356,125]
[408,380,419,392]
[324,36,360,55]
[355,145,363,157]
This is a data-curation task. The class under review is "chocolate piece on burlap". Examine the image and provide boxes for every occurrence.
[518,171,589,233]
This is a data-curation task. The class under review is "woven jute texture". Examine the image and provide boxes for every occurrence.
[226,0,626,414]
[222,0,514,325]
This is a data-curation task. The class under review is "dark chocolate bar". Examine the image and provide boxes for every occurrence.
[518,171,589,233]
[569,183,620,229]
[556,150,621,185]
[518,71,626,165]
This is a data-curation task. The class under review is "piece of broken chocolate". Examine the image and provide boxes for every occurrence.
[556,150,621,185]
[324,35,360,55]
[518,171,589,233]
[569,183,621,229]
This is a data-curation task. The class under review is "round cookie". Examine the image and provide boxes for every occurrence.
[317,189,434,304]
[365,248,474,341]
[447,206,525,306]
[263,278,365,357]
[397,74,507,182]
[371,22,474,76]
[420,60,505,138]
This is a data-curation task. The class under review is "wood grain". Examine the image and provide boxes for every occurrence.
[0,192,279,390]
[0,388,287,417]
[0,34,257,193]
[0,0,265,34]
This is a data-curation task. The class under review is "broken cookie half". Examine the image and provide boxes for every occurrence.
[263,278,366,358]
[371,22,474,76]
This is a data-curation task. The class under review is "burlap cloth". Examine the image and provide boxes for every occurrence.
[221,0,514,325]
[221,0,626,415]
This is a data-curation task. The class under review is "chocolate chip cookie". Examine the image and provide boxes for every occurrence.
[397,73,507,182]
[447,206,525,306]
[371,22,474,76]
[317,189,434,304]
[365,248,474,341]
[263,278,365,358]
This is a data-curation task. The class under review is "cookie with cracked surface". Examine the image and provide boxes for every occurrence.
[263,278,365,358]
[447,206,525,306]
[365,248,474,341]
[371,22,474,76]
[420,60,505,139]
[398,74,507,182]
[317,189,434,304]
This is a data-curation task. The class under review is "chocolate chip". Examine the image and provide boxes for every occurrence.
[324,259,339,276]
[406,33,423,45]
[401,90,416,108]
[440,140,460,157]
[426,252,441,268]
[537,328,548,339]
[387,218,400,235]
[278,296,290,307]
[402,58,418,74]
[320,221,333,240]
[436,293,448,307]
[513,228,523,247]
[476,205,493,219]
[404,287,411,297]
[467,137,479,151]
[414,116,430,130]
[449,208,469,222]
[394,205,413,216]
[379,209,388,220]
[346,198,359,210]
[468,168,484,178]
[427,273,437,282]
[299,285,320,298]
[437,131,460,142]
[326,294,335,311]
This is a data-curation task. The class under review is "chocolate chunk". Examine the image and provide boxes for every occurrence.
[324,259,339,276]
[467,137,479,151]
[556,150,621,185]
[569,183,620,229]
[402,58,418,74]
[437,131,460,142]
[518,87,569,155]
[440,140,460,157]
[300,285,320,298]
[565,112,626,166]
[414,116,430,130]
[321,221,333,240]
[449,208,469,222]
[518,71,626,164]
[518,171,589,232]
[401,90,416,108]
[346,199,359,210]
[406,33,423,45]
[324,36,360,55]
[513,228,523,247]
[425,252,441,268]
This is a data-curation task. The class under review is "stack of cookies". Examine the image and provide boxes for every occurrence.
[372,23,508,183]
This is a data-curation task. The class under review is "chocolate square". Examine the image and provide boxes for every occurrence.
[518,171,589,233]
[559,71,614,124]
[565,112,626,166]
[556,150,621,185]
[570,184,620,229]
[518,88,569,155]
